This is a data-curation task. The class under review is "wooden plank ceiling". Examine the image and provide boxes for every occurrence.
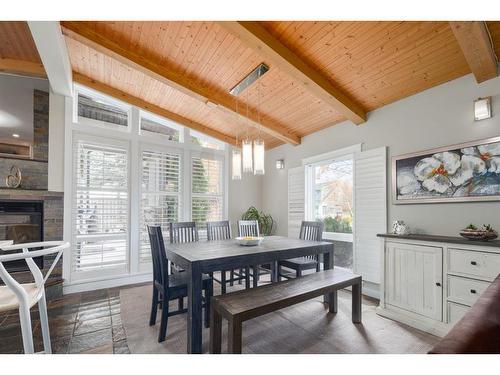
[2,21,500,149]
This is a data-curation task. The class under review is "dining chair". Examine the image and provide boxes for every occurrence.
[0,241,69,354]
[148,225,213,343]
[278,221,324,280]
[169,221,199,244]
[237,220,273,286]
[207,221,249,294]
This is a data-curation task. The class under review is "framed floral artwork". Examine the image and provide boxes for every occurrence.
[393,136,500,204]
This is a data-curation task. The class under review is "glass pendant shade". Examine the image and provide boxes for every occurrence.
[231,148,242,180]
[253,138,265,175]
[242,139,253,173]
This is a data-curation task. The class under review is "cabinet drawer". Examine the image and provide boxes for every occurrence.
[447,275,490,306]
[447,302,469,325]
[448,248,500,281]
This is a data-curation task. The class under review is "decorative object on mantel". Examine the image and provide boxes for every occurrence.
[242,206,275,236]
[5,166,22,188]
[392,220,410,235]
[460,224,498,241]
[393,136,500,204]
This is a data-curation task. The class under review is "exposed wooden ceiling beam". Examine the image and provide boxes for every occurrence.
[449,21,498,83]
[73,72,237,146]
[218,21,367,125]
[28,21,73,96]
[0,58,46,78]
[61,22,300,146]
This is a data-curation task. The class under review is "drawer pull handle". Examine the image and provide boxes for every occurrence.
[470,261,477,265]
[470,289,477,294]
[436,282,441,287]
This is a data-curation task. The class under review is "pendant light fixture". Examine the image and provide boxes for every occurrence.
[242,89,253,173]
[231,99,242,180]
[253,81,265,175]
[232,147,242,180]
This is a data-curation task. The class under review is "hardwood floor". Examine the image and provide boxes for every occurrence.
[0,287,130,354]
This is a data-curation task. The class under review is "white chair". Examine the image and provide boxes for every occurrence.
[0,241,69,354]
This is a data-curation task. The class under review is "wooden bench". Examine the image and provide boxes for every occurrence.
[209,268,362,353]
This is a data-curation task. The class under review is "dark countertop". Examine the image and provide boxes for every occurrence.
[377,233,500,248]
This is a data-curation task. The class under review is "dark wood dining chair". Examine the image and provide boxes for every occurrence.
[148,225,213,343]
[169,221,199,244]
[278,221,324,280]
[207,221,249,294]
[237,220,273,287]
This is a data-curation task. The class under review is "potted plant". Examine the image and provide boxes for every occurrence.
[242,206,275,236]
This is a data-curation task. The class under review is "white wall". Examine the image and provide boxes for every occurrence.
[263,73,500,236]
[0,74,48,142]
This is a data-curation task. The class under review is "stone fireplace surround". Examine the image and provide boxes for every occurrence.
[0,189,64,300]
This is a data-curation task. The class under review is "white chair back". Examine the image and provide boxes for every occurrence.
[0,241,69,354]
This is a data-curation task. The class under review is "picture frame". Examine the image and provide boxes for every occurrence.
[392,135,500,204]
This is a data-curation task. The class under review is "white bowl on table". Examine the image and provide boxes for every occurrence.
[235,236,264,246]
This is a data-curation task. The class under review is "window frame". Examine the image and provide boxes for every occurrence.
[70,132,131,281]
[304,152,355,243]
[139,110,185,144]
[63,83,229,291]
[74,84,132,133]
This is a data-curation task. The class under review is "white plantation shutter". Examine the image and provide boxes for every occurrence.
[354,147,387,284]
[73,139,129,277]
[191,156,223,237]
[140,149,181,263]
[288,166,305,238]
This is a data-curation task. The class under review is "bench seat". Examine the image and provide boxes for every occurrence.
[210,267,362,353]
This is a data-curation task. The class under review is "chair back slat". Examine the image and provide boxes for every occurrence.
[207,221,231,241]
[169,221,199,244]
[148,225,169,288]
[237,220,260,237]
[299,221,324,261]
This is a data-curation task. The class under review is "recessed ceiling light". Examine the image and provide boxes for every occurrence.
[12,134,20,138]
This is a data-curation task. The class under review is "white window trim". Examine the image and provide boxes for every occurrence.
[74,84,132,134]
[304,147,357,244]
[70,132,131,282]
[139,109,185,143]
[63,83,229,293]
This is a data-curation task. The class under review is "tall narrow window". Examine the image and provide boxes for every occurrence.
[307,156,353,269]
[73,139,129,277]
[191,156,223,235]
[140,149,181,263]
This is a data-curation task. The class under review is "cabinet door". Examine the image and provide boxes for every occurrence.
[385,242,443,321]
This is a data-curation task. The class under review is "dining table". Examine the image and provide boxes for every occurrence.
[166,235,334,354]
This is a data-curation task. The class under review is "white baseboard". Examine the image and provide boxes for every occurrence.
[63,273,151,294]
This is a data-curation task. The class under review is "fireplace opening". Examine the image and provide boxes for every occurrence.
[0,200,44,272]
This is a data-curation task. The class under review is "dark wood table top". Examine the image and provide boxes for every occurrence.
[166,235,333,271]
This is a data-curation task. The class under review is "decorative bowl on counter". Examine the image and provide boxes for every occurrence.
[235,236,264,246]
[459,224,498,241]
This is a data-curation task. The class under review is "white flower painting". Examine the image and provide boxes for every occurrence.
[394,139,500,203]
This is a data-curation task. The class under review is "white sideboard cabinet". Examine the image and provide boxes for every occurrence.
[377,234,500,337]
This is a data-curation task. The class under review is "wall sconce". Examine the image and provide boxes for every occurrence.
[474,97,492,121]
[276,159,284,170]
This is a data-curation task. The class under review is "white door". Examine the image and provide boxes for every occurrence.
[385,242,443,321]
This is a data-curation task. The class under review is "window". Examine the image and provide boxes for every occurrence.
[140,112,182,142]
[66,84,229,290]
[191,130,225,150]
[191,156,224,234]
[139,149,182,264]
[306,155,353,269]
[77,94,129,127]
[72,138,129,277]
